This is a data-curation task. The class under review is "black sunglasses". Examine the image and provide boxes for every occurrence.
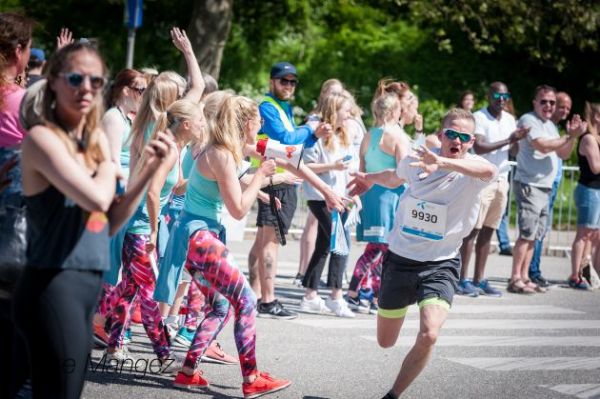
[61,72,105,90]
[279,78,298,87]
[540,99,556,106]
[443,128,472,143]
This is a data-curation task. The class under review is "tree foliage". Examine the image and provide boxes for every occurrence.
[398,0,599,72]
[2,0,598,132]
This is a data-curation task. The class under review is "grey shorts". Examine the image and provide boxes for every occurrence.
[378,251,460,316]
[514,181,551,241]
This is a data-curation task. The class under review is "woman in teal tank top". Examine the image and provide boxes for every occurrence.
[105,98,206,362]
[161,95,292,396]
[346,92,413,311]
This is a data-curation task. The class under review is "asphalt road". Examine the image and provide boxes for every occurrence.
[82,239,600,399]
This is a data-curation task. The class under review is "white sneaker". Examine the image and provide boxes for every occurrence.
[300,296,330,314]
[325,297,356,318]
[166,322,179,342]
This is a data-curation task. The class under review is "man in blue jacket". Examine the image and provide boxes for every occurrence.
[248,62,331,319]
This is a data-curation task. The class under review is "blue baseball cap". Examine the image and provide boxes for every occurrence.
[30,48,45,62]
[270,62,297,79]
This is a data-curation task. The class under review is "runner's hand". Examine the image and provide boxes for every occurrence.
[324,190,345,212]
[409,145,440,179]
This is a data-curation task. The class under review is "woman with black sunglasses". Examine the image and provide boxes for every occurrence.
[13,41,172,399]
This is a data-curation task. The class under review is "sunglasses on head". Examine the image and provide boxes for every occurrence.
[130,86,146,95]
[443,128,472,143]
[279,78,298,87]
[492,92,511,101]
[61,72,105,90]
[540,99,556,106]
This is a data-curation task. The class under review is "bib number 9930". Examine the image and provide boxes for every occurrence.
[411,209,438,224]
[402,196,448,241]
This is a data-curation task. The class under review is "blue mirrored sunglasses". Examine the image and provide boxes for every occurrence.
[443,129,472,143]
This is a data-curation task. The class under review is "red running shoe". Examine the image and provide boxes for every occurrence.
[242,372,291,398]
[173,370,209,390]
[202,341,237,365]
[131,303,142,324]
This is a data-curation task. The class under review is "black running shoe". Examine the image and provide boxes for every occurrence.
[343,294,363,311]
[257,300,298,320]
[531,275,552,288]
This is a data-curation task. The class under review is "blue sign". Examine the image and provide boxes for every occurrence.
[125,0,143,29]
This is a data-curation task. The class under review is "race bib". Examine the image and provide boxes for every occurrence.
[401,196,448,241]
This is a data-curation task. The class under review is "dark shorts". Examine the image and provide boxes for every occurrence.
[256,183,297,234]
[378,251,460,316]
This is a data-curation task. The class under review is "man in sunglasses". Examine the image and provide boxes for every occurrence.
[458,82,529,297]
[249,61,332,320]
[347,108,497,399]
[527,92,573,288]
[510,85,585,294]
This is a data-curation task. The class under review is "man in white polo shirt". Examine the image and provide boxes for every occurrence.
[348,108,497,399]
[457,82,528,297]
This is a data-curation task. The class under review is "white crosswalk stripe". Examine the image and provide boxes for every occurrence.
[446,357,600,371]
[543,384,600,399]
[359,335,600,347]
[291,318,600,329]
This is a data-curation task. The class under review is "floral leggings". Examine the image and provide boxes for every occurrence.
[348,243,388,295]
[107,233,170,358]
[183,229,258,377]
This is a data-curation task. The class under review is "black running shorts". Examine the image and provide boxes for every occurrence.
[256,183,297,234]
[378,251,460,313]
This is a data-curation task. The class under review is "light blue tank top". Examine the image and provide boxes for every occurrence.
[180,144,195,179]
[183,159,223,223]
[364,127,397,173]
[128,159,180,234]
[104,107,132,179]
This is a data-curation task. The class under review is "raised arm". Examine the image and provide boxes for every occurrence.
[171,27,205,104]
[411,145,497,181]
